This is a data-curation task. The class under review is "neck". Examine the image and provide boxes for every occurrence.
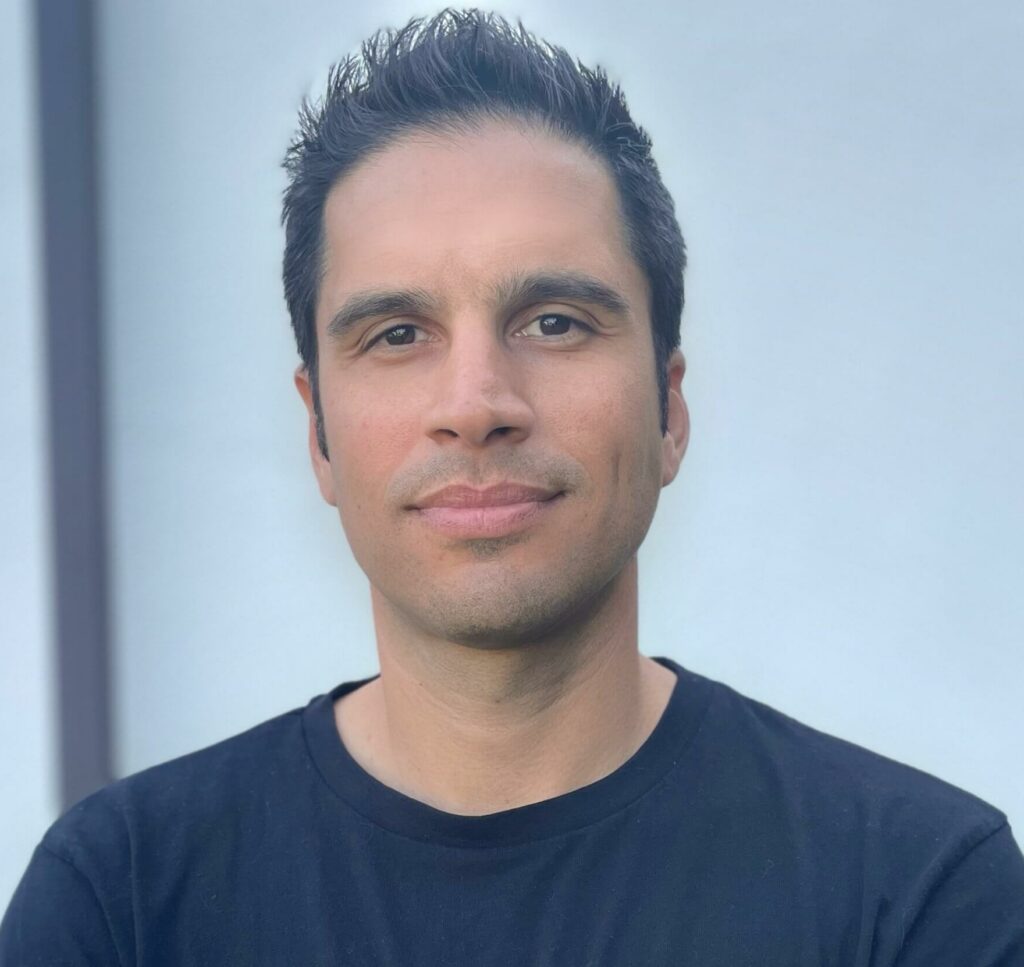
[334,558,677,816]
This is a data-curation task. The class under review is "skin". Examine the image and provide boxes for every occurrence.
[295,118,689,816]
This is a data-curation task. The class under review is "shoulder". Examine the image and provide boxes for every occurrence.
[41,700,313,877]
[698,671,1010,853]
[690,672,1024,955]
[5,700,328,964]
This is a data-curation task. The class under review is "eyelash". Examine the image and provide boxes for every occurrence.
[366,313,591,350]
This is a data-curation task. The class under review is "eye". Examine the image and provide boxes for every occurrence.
[519,313,589,339]
[368,323,425,349]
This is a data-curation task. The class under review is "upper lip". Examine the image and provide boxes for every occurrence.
[412,483,561,509]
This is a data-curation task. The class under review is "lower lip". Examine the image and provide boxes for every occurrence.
[413,496,561,539]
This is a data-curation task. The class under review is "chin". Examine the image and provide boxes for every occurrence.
[398,564,624,650]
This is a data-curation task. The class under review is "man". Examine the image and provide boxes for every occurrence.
[3,9,1023,965]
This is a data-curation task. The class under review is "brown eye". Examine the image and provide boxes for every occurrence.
[520,313,586,338]
[382,325,418,346]
[536,314,571,335]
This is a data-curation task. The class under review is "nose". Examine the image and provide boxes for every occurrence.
[423,324,534,448]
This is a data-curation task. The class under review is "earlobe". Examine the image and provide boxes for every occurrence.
[294,366,338,507]
[661,350,689,487]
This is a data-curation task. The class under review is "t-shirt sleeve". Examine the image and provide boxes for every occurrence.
[0,842,123,966]
[893,821,1024,966]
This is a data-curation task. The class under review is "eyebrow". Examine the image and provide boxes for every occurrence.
[326,288,438,340]
[493,270,632,318]
[324,270,632,341]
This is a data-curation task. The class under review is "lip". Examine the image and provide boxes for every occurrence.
[413,483,560,509]
[409,483,563,539]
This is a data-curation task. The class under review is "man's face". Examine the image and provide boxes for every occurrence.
[297,120,688,647]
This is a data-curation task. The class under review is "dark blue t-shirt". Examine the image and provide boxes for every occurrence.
[3,657,1023,965]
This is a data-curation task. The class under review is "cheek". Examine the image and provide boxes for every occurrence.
[594,370,663,504]
[535,372,661,542]
[326,389,415,518]
[550,358,660,455]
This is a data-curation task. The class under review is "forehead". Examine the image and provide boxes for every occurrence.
[317,119,648,315]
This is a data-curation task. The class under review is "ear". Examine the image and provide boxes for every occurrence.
[661,349,689,487]
[294,365,338,507]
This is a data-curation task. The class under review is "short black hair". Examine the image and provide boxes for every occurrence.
[282,8,686,456]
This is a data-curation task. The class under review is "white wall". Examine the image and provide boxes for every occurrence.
[95,0,1023,833]
[0,0,58,909]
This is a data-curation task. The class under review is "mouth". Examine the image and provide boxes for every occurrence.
[409,484,564,539]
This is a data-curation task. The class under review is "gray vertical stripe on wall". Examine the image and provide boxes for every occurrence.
[34,0,112,809]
